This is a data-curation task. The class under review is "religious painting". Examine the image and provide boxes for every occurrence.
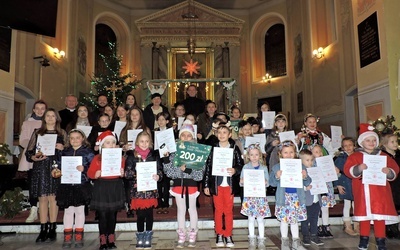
[365,102,382,122]
[294,34,303,79]
[78,37,87,76]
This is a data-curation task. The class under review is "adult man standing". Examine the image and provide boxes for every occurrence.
[182,85,205,117]
[89,94,109,122]
[59,94,78,130]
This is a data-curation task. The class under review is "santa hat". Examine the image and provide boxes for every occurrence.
[358,123,379,147]
[179,120,195,138]
[96,130,116,152]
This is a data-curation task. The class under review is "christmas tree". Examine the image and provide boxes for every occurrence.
[80,42,142,109]
[0,143,12,164]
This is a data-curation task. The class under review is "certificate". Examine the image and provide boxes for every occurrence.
[330,125,343,149]
[315,155,338,182]
[279,130,296,144]
[174,141,212,170]
[155,128,177,156]
[177,117,185,130]
[76,125,92,138]
[280,159,303,188]
[362,170,386,186]
[364,155,386,171]
[362,155,387,186]
[253,134,267,153]
[243,169,266,197]
[61,156,82,184]
[36,134,57,156]
[127,129,143,143]
[306,167,329,195]
[136,161,157,192]
[113,121,126,139]
[245,136,262,148]
[212,147,233,176]
[262,111,276,129]
[101,148,122,177]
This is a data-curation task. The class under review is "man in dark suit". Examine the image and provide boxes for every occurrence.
[59,94,78,130]
[182,84,205,117]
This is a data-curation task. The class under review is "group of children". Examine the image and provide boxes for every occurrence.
[26,102,400,250]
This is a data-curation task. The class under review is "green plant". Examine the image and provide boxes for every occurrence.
[0,187,24,219]
[0,143,12,164]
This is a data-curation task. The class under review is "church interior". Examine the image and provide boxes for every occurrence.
[1,0,400,148]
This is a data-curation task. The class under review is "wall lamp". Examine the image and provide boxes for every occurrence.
[262,73,272,84]
[312,47,324,59]
[53,48,65,59]
[33,56,50,67]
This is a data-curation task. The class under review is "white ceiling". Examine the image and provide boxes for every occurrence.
[104,0,272,10]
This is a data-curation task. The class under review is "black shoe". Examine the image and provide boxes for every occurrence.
[310,235,324,246]
[317,225,325,238]
[45,222,57,242]
[358,236,369,250]
[303,236,311,246]
[35,223,48,243]
[216,234,224,247]
[376,237,387,250]
[224,236,234,248]
[323,225,334,239]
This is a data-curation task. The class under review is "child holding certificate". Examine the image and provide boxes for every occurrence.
[239,144,270,250]
[88,131,125,250]
[299,149,324,246]
[310,144,337,239]
[162,120,206,248]
[204,121,244,248]
[235,120,253,156]
[56,129,94,248]
[25,108,67,243]
[125,131,162,249]
[269,140,311,250]
[344,124,399,250]
[265,114,288,169]
[334,137,358,236]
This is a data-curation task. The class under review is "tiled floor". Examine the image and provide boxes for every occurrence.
[1,225,400,249]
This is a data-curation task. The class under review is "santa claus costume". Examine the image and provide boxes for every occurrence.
[344,123,399,250]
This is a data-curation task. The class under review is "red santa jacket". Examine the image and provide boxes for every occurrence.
[344,150,399,223]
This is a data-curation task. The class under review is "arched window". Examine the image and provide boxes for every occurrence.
[95,24,117,75]
[264,24,286,77]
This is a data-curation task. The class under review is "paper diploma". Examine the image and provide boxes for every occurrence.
[127,129,143,143]
[253,134,267,154]
[243,169,266,197]
[113,121,126,139]
[155,128,177,156]
[61,156,82,184]
[262,111,276,129]
[279,130,296,144]
[245,136,262,148]
[101,148,122,177]
[306,167,328,195]
[212,147,233,176]
[177,117,185,130]
[362,155,387,186]
[136,161,157,192]
[76,125,92,138]
[280,159,303,188]
[315,155,338,182]
[36,134,57,156]
[330,125,343,149]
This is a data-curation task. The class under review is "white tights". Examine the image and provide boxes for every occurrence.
[63,205,85,229]
[248,216,265,238]
[342,199,354,219]
[174,192,199,230]
[319,206,329,225]
[280,222,299,238]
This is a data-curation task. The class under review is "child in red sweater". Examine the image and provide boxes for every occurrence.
[88,131,125,250]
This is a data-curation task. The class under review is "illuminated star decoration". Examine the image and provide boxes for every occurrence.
[182,59,200,76]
